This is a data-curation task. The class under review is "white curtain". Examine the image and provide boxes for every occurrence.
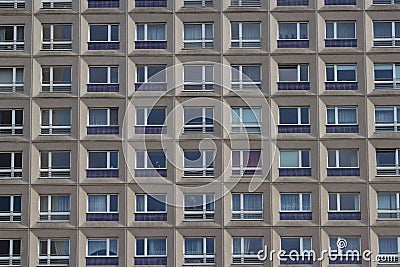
[338,150,358,167]
[379,238,398,254]
[374,22,392,38]
[242,66,261,82]
[148,239,166,255]
[336,22,355,39]
[302,194,311,211]
[136,195,145,211]
[89,109,107,126]
[279,24,297,39]
[52,110,70,126]
[88,195,107,212]
[184,25,201,40]
[52,196,70,212]
[338,108,357,124]
[54,240,69,256]
[242,23,260,40]
[243,194,262,211]
[88,240,106,256]
[281,194,300,211]
[280,151,299,168]
[375,108,394,123]
[232,194,240,211]
[378,194,397,210]
[147,25,165,41]
[185,238,203,255]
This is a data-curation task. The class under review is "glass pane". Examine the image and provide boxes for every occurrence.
[13,240,20,256]
[375,107,394,123]
[136,151,145,168]
[184,66,202,82]
[148,239,166,255]
[338,150,358,167]
[326,23,334,38]
[244,238,263,254]
[242,108,261,124]
[301,150,310,167]
[374,65,393,81]
[52,152,70,169]
[379,238,398,254]
[147,195,166,212]
[88,152,107,168]
[88,195,107,212]
[329,194,337,210]
[340,194,359,211]
[53,67,71,84]
[184,151,202,168]
[281,194,300,211]
[328,150,337,167]
[184,24,202,40]
[279,66,297,82]
[242,23,260,40]
[110,152,118,168]
[327,108,335,124]
[110,67,118,83]
[374,22,392,38]
[184,108,202,125]
[147,151,166,168]
[90,25,108,41]
[279,108,298,124]
[89,109,108,126]
[53,25,72,41]
[185,238,202,255]
[337,65,356,81]
[231,23,239,40]
[243,194,262,211]
[0,69,13,84]
[242,66,261,82]
[42,25,51,41]
[302,194,311,210]
[326,66,335,81]
[301,108,309,124]
[136,239,145,255]
[109,239,118,255]
[185,194,203,211]
[136,25,145,41]
[0,196,10,212]
[337,108,357,124]
[52,110,70,126]
[89,67,108,84]
[279,23,297,39]
[147,109,166,125]
[147,66,166,83]
[136,66,145,83]
[280,151,299,167]
[337,22,355,39]
[300,65,308,81]
[136,195,145,211]
[0,110,12,125]
[88,240,107,256]
[376,151,396,167]
[206,238,214,254]
[0,153,11,169]
[377,193,397,210]
[111,25,119,41]
[147,24,165,41]
[232,194,240,211]
[110,109,118,125]
[281,238,300,252]
[300,23,308,39]
[50,240,69,256]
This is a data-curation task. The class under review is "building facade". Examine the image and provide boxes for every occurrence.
[0,0,400,266]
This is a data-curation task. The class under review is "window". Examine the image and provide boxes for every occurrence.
[328,150,359,168]
[184,238,215,264]
[135,108,166,134]
[39,239,70,266]
[184,194,214,220]
[136,65,166,84]
[41,66,72,92]
[280,237,312,259]
[88,0,120,8]
[88,151,118,170]
[42,24,72,50]
[0,67,23,93]
[279,150,310,168]
[136,151,167,177]
[40,151,71,178]
[136,24,166,41]
[40,109,71,135]
[41,0,72,9]
[184,0,213,7]
[183,23,213,49]
[136,194,166,213]
[232,193,263,220]
[329,193,360,212]
[326,65,357,82]
[183,65,213,91]
[327,107,357,125]
[39,195,70,221]
[89,67,118,85]
[278,65,309,82]
[378,237,400,260]
[232,237,263,264]
[88,195,118,213]
[231,107,261,133]
[231,22,261,48]
[278,22,308,40]
[184,107,213,133]
[88,108,118,127]
[232,150,262,176]
[183,150,214,177]
[377,193,400,219]
[0,240,21,266]
[280,193,311,211]
[374,64,400,90]
[377,150,400,176]
[326,22,356,39]
[0,152,22,178]
[231,65,261,90]
[279,107,310,125]
[89,25,119,42]
[87,238,118,257]
[0,109,23,135]
[0,0,25,9]
[329,237,361,257]
[375,106,400,132]
[373,22,400,47]
[136,238,167,257]
[0,195,21,222]
[231,0,261,6]
[0,25,24,51]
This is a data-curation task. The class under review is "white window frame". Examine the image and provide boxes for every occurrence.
[136,65,166,84]
[0,152,22,178]
[86,238,118,257]
[232,237,264,263]
[0,25,24,49]
[326,64,357,82]
[375,106,400,132]
[183,150,214,177]
[377,150,400,176]
[231,65,261,90]
[278,22,309,40]
[87,194,119,213]
[0,109,23,134]
[325,21,356,39]
[135,108,166,127]
[279,193,312,212]
[278,107,310,126]
[231,150,262,176]
[39,195,71,222]
[377,192,400,219]
[231,107,262,133]
[41,24,72,50]
[280,237,312,255]
[41,66,72,92]
[135,151,167,170]
[183,237,215,263]
[87,151,119,170]
[42,0,72,8]
[326,107,358,125]
[184,194,215,220]
[327,149,359,168]
[135,24,166,41]
[38,238,70,267]
[88,66,119,85]
[279,150,310,168]
[0,67,23,91]
[374,64,400,90]
[135,194,167,214]
[183,107,214,133]
[39,151,71,178]
[88,24,119,42]
[328,193,360,212]
[230,22,261,48]
[0,195,21,222]
[183,23,214,48]
[278,65,309,82]
[88,108,118,127]
[0,239,21,266]
[183,65,214,90]
[231,193,263,220]
[135,238,167,257]
[40,109,71,135]
[373,21,400,45]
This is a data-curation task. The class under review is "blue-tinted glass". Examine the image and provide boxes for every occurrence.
[111,25,119,41]
[88,152,107,168]
[302,194,311,210]
[301,151,310,167]
[90,25,108,41]
[136,25,145,41]
[376,151,396,166]
[379,238,398,254]
[147,109,166,125]
[279,108,298,124]
[0,196,10,212]
[301,108,309,124]
[231,24,239,39]
[136,239,145,255]
[206,238,214,254]
[281,238,300,252]
[337,22,355,39]
[232,194,240,211]
[147,195,166,212]
[110,195,118,212]
[374,65,393,81]
[326,23,334,38]
[300,65,308,81]
[109,239,118,255]
[329,194,337,210]
[13,196,21,212]
[327,109,335,124]
[110,152,118,168]
[148,152,166,168]
[337,66,356,81]
[374,22,392,38]
[137,67,145,83]
[326,66,335,81]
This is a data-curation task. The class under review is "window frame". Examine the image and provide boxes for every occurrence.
[325,21,356,40]
[38,238,70,266]
[326,64,357,82]
[135,24,167,41]
[41,66,72,91]
[87,151,119,170]
[231,150,262,175]
[183,65,214,90]
[231,65,262,90]
[279,193,312,212]
[0,151,22,178]
[0,67,24,89]
[184,194,215,220]
[183,23,214,47]
[86,238,118,257]
[326,107,358,125]
[231,193,263,220]
[328,193,360,212]
[280,237,312,255]
[135,108,166,127]
[87,194,119,213]
[39,194,71,222]
[88,66,119,85]
[41,24,72,50]
[0,239,21,263]
[278,107,310,126]
[230,22,261,48]
[88,24,119,43]
[0,195,21,222]
[183,107,214,133]
[278,22,309,40]
[135,151,167,170]
[373,21,400,42]
[375,106,400,131]
[378,237,400,255]
[135,238,167,257]
[183,237,215,262]
[231,107,262,133]
[39,151,71,178]
[232,237,264,262]
[0,109,23,134]
[279,150,311,168]
[0,25,24,44]
[374,64,400,89]
[136,65,167,84]
[327,149,359,168]
[40,108,71,135]
[278,64,309,82]
[329,237,361,255]
[87,108,118,127]
[183,150,214,177]
[377,192,400,219]
[135,194,167,214]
